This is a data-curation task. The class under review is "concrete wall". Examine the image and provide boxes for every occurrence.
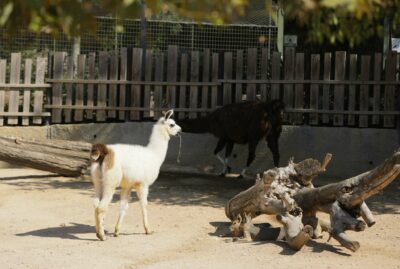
[0,123,398,179]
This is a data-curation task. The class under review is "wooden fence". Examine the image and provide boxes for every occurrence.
[0,46,399,127]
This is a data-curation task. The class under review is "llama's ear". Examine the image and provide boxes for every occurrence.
[164,109,174,120]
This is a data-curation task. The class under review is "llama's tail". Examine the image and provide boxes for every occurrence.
[177,116,213,133]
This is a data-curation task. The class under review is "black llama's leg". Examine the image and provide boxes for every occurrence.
[224,140,234,174]
[214,138,228,176]
[267,130,280,167]
[240,139,259,178]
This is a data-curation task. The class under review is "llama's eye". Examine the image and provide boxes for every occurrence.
[169,123,175,127]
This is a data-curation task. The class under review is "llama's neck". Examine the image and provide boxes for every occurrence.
[147,124,170,163]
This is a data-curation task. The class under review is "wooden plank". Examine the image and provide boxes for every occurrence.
[64,56,74,123]
[189,51,200,119]
[179,54,188,119]
[333,51,346,126]
[372,53,382,125]
[322,53,332,124]
[211,53,219,110]
[74,54,86,122]
[33,57,46,125]
[359,55,370,127]
[143,50,152,118]
[201,49,210,116]
[86,52,96,120]
[260,48,268,101]
[348,54,357,126]
[130,48,143,120]
[309,54,320,125]
[8,53,21,125]
[294,53,304,124]
[97,51,108,122]
[235,50,244,103]
[223,52,232,105]
[51,52,65,123]
[167,45,178,108]
[108,52,118,119]
[22,59,32,125]
[154,53,164,119]
[283,47,295,122]
[384,52,397,127]
[0,59,6,126]
[271,51,281,100]
[247,48,257,101]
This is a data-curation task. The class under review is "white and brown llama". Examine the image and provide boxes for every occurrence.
[90,110,181,240]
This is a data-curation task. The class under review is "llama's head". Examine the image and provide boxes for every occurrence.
[158,109,182,137]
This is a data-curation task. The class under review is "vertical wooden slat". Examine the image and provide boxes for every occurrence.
[283,47,295,122]
[86,52,96,120]
[211,53,219,110]
[143,50,152,118]
[247,48,257,101]
[235,50,243,103]
[201,49,210,116]
[51,52,65,123]
[64,56,74,123]
[97,51,108,122]
[309,54,320,125]
[294,53,304,124]
[8,53,21,125]
[271,52,281,100]
[384,52,397,127]
[189,51,200,119]
[33,57,46,125]
[322,53,332,124]
[260,48,268,102]
[108,52,118,119]
[131,48,143,120]
[223,52,232,105]
[333,51,346,126]
[359,55,370,127]
[179,53,188,119]
[372,53,382,125]
[154,53,164,119]
[0,59,6,126]
[22,59,32,125]
[348,54,358,126]
[167,45,178,108]
[74,54,86,122]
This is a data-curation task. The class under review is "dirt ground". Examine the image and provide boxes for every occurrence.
[1,168,400,269]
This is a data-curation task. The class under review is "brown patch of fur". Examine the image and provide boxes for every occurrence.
[91,143,114,169]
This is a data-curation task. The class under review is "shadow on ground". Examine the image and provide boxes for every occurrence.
[16,223,97,241]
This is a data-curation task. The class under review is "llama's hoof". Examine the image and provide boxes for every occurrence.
[113,232,119,237]
[145,228,153,235]
[96,232,107,241]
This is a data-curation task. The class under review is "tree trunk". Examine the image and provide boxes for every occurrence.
[0,136,92,176]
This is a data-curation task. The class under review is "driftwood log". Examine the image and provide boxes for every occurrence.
[0,136,92,176]
[225,151,400,252]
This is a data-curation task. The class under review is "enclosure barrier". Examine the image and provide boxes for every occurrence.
[0,46,399,127]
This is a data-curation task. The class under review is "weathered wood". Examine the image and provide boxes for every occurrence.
[359,56,370,127]
[108,52,118,119]
[167,45,178,109]
[0,59,6,126]
[51,52,65,123]
[8,53,21,125]
[33,57,46,125]
[223,52,232,105]
[189,51,200,118]
[118,49,127,120]
[384,52,397,127]
[86,52,96,120]
[179,54,188,119]
[97,51,108,122]
[235,50,244,103]
[372,53,382,125]
[260,48,268,102]
[348,54,357,126]
[74,54,86,122]
[333,51,346,126]
[154,53,164,119]
[284,47,295,122]
[201,49,210,116]
[309,54,320,125]
[247,48,257,101]
[64,56,74,123]
[0,136,92,176]
[211,53,219,109]
[131,48,143,120]
[22,59,32,126]
[271,52,281,100]
[143,50,152,118]
[322,53,332,124]
[294,53,304,124]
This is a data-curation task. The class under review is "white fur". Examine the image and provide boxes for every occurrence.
[91,110,181,240]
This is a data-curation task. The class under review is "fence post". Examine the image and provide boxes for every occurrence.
[22,59,32,126]
[189,51,200,119]
[359,55,371,127]
[201,48,210,116]
[8,53,21,125]
[33,57,46,125]
[51,52,65,124]
[333,51,346,126]
[0,59,6,126]
[223,52,232,105]
[372,53,382,126]
[348,54,357,126]
[294,52,304,124]
[131,48,143,120]
[247,48,257,101]
[167,45,178,109]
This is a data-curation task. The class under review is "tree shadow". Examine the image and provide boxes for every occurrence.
[16,222,97,241]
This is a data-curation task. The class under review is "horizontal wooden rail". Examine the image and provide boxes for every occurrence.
[218,79,400,85]
[46,79,220,86]
[285,109,400,115]
[0,112,51,116]
[0,84,51,88]
[44,105,216,112]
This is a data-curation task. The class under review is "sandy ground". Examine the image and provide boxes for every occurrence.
[1,168,400,269]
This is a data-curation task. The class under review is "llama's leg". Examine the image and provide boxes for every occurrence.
[137,185,151,234]
[114,187,131,237]
[214,138,228,175]
[267,130,281,167]
[95,186,116,241]
[224,141,234,174]
[93,180,103,236]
